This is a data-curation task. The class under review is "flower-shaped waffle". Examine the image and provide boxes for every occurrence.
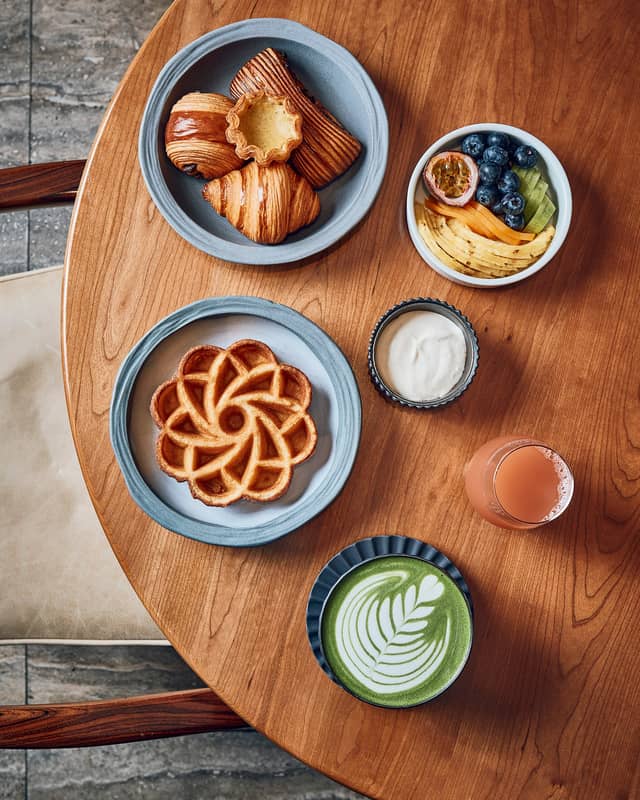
[150,340,317,507]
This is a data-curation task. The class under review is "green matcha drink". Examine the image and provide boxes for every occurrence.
[321,556,472,707]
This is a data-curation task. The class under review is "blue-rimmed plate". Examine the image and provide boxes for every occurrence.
[110,297,361,546]
[139,18,389,265]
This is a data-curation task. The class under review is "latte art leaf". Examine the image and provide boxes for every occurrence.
[333,568,452,695]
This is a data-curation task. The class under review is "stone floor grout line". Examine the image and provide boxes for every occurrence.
[24,643,28,800]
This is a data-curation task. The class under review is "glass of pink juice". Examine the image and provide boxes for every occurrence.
[464,436,574,530]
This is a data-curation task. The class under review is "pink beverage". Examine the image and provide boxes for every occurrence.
[464,436,574,530]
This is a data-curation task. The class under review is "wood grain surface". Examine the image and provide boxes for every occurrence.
[0,160,85,209]
[0,689,245,749]
[61,1,640,798]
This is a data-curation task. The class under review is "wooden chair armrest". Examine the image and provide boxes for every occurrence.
[0,688,247,749]
[0,160,86,210]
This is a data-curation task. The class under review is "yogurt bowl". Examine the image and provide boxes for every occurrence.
[368,298,479,409]
[406,123,572,288]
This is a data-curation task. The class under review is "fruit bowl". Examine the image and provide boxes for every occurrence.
[406,123,572,288]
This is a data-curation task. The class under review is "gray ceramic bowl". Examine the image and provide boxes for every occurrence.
[368,298,479,409]
[109,296,362,547]
[139,18,389,265]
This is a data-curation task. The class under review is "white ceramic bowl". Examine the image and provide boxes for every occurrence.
[406,123,572,288]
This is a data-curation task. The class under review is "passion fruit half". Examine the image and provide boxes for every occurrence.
[423,151,479,207]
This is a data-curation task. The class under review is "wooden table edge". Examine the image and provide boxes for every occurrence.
[58,11,373,796]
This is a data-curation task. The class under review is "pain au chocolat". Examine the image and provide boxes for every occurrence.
[229,48,361,188]
[150,340,317,507]
[202,161,320,244]
[165,92,243,180]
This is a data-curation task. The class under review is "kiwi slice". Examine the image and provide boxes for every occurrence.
[525,194,556,234]
[512,165,541,195]
[523,177,549,223]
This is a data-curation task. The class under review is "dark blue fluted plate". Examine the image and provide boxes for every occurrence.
[110,296,361,546]
[306,535,473,706]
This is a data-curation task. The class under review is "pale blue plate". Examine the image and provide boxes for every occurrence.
[110,297,361,546]
[139,18,388,265]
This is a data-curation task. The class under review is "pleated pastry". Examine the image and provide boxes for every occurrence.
[229,49,361,188]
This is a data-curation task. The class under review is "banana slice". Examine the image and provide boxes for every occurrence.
[447,217,555,260]
[420,206,507,277]
[415,204,488,277]
[430,215,533,273]
[416,203,554,278]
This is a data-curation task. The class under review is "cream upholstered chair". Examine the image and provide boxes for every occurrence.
[0,262,243,746]
[0,266,166,645]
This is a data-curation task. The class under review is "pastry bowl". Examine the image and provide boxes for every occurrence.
[139,18,388,265]
[406,123,572,288]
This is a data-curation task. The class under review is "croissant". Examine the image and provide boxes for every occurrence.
[229,49,362,189]
[202,161,320,244]
[165,92,244,180]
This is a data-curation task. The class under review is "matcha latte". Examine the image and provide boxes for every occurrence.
[321,556,472,707]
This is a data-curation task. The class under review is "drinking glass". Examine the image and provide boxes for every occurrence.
[464,436,574,530]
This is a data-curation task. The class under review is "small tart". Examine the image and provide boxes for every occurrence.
[225,91,303,166]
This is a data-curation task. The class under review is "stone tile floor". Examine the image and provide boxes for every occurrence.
[0,1,363,797]
[1,646,361,799]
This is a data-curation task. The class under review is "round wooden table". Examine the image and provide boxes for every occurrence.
[62,2,640,797]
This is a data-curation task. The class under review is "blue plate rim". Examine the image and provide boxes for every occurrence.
[138,17,389,265]
[109,296,362,546]
[306,534,474,707]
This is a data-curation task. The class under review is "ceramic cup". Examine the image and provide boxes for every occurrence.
[306,535,474,708]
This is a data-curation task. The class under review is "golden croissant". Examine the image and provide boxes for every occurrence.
[229,48,361,188]
[150,340,317,507]
[165,92,244,180]
[202,161,320,244]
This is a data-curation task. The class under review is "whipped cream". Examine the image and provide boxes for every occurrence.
[375,310,467,402]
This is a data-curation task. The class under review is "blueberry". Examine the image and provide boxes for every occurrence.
[504,136,518,154]
[504,213,525,230]
[501,191,525,215]
[478,161,501,184]
[483,145,509,166]
[490,198,505,215]
[497,169,520,194]
[513,144,538,168]
[476,184,501,207]
[461,134,486,160]
[487,132,511,151]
